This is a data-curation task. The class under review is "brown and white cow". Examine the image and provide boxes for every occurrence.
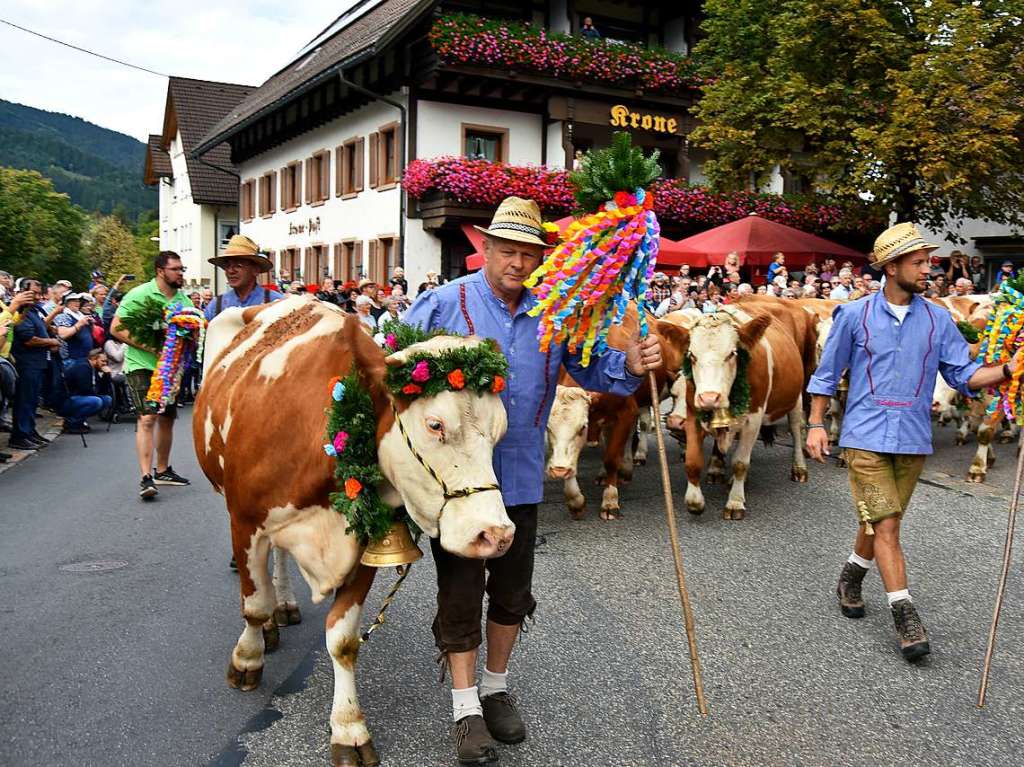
[194,295,513,767]
[658,305,809,519]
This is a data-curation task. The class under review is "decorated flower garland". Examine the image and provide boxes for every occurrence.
[325,322,509,543]
[146,303,206,409]
[978,279,1024,425]
[957,320,981,345]
[681,347,752,422]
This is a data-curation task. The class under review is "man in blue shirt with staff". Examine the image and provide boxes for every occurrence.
[807,222,1023,662]
[405,196,661,764]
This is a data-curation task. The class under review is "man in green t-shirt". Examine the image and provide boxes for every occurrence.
[111,251,194,500]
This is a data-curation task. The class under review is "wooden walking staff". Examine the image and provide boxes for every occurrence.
[975,278,1024,707]
[524,132,708,714]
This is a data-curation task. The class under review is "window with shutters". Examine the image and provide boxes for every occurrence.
[373,122,399,190]
[306,150,330,205]
[258,172,277,217]
[281,162,302,211]
[370,235,398,283]
[333,240,362,281]
[280,247,302,281]
[305,243,330,280]
[266,250,276,276]
[240,179,256,221]
[462,124,508,162]
[336,137,365,198]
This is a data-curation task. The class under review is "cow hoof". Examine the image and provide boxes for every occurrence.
[707,472,726,486]
[568,507,587,520]
[226,662,263,691]
[331,744,360,767]
[634,456,647,466]
[836,458,847,469]
[954,436,966,446]
[600,508,622,521]
[725,506,746,520]
[274,604,302,626]
[966,471,986,484]
[791,466,808,483]
[999,434,1015,444]
[358,741,381,767]
[263,622,280,653]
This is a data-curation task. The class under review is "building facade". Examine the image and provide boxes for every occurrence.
[195,0,713,291]
[144,77,255,291]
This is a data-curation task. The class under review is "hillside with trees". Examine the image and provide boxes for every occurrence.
[0,99,156,221]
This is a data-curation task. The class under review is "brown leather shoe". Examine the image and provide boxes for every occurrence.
[482,692,526,744]
[451,715,498,764]
[836,561,868,619]
[891,599,930,661]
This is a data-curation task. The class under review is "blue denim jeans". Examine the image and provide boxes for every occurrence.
[59,395,112,428]
[12,365,44,441]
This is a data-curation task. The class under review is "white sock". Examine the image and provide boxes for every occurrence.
[848,552,873,570]
[479,668,508,699]
[452,686,483,722]
[887,589,911,607]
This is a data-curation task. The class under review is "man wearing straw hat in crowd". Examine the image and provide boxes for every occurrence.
[205,234,282,322]
[404,196,661,764]
[806,222,1024,662]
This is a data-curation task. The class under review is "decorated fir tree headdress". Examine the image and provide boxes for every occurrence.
[524,131,662,366]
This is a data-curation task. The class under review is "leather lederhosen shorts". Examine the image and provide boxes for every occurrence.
[844,448,926,525]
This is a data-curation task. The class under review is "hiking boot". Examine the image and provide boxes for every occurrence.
[451,715,498,765]
[836,561,868,619]
[891,599,930,661]
[139,475,159,500]
[153,466,190,486]
[27,433,49,446]
[482,692,526,744]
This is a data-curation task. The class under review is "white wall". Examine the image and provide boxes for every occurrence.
[546,120,566,169]
[549,0,570,33]
[664,16,687,54]
[239,98,406,282]
[920,218,1024,258]
[416,100,543,165]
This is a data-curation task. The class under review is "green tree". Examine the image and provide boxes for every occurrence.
[692,0,1024,230]
[0,167,89,285]
[134,217,159,279]
[85,214,146,283]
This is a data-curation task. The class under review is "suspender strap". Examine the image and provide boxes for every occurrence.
[459,284,475,335]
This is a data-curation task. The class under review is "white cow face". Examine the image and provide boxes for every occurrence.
[688,313,770,413]
[545,386,591,479]
[377,340,512,560]
[932,373,961,424]
[666,374,689,433]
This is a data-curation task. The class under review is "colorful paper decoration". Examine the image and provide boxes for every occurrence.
[978,280,1024,424]
[146,303,206,410]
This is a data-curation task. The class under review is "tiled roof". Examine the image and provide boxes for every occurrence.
[197,0,433,154]
[143,133,172,184]
[166,77,255,205]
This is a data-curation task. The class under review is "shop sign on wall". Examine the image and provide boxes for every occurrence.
[609,104,678,135]
[288,217,321,237]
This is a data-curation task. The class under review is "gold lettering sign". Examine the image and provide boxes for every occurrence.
[609,104,680,135]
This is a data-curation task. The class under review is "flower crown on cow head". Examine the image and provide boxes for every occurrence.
[380,320,509,399]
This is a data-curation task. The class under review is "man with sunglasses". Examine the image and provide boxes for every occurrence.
[111,251,195,499]
[204,235,281,322]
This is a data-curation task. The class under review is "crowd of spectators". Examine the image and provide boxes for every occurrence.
[647,250,999,316]
[0,269,129,459]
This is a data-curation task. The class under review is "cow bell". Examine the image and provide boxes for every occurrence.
[709,408,733,430]
[361,521,423,568]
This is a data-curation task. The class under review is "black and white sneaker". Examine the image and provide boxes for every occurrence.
[153,466,190,486]
[139,475,159,499]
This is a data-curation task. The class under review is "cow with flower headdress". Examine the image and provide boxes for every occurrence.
[194,295,519,767]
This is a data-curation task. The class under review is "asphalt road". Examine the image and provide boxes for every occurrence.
[2,409,1024,767]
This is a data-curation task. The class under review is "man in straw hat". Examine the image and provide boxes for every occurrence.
[806,222,1024,662]
[404,196,661,764]
[205,234,282,322]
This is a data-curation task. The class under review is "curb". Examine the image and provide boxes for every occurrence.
[0,414,65,477]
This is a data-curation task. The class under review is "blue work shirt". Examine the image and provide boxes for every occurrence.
[404,271,642,505]
[204,285,284,321]
[808,292,982,455]
[11,304,52,370]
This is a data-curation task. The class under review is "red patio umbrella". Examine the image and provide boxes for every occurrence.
[674,213,866,269]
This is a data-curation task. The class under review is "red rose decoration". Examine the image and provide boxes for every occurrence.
[613,191,631,208]
[402,383,423,395]
[447,369,465,390]
[491,375,506,394]
[344,477,363,499]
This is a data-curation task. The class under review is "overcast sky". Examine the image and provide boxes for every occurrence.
[0,0,359,141]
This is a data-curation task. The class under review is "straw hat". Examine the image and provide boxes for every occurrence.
[870,223,939,268]
[473,196,548,247]
[209,234,273,273]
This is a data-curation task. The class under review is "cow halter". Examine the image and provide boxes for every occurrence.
[390,402,501,516]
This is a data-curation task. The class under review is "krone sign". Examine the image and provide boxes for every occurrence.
[609,104,678,135]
